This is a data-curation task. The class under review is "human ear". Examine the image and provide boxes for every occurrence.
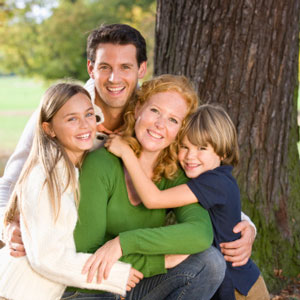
[42,122,55,137]
[87,60,95,79]
[138,61,147,79]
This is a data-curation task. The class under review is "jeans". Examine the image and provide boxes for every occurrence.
[61,246,226,300]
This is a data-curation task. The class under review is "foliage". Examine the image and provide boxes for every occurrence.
[0,0,156,81]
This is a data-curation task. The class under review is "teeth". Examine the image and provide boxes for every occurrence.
[186,163,199,168]
[148,130,163,139]
[77,133,90,139]
[107,86,124,92]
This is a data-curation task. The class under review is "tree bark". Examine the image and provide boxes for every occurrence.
[155,0,300,291]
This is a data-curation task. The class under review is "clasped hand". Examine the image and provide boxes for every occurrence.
[81,236,143,291]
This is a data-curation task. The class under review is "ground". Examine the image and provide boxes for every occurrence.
[270,275,300,300]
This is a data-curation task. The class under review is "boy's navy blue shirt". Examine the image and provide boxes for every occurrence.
[187,165,260,298]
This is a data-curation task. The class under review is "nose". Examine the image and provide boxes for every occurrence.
[108,70,120,83]
[79,117,89,128]
[155,116,166,129]
[186,149,196,159]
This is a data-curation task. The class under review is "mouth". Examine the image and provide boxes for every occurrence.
[76,133,92,140]
[147,129,163,139]
[184,163,200,170]
[106,86,125,94]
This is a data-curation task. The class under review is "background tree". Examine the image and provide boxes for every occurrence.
[0,0,156,81]
[154,0,300,292]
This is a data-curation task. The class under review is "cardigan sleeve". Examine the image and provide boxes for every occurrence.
[20,164,130,296]
[0,110,37,239]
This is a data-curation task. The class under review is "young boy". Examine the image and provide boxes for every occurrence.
[105,104,269,300]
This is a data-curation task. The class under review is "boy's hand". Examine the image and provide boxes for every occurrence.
[219,220,255,266]
[105,134,132,158]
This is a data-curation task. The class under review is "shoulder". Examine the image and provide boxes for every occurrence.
[160,167,188,189]
[84,147,120,166]
[193,165,235,189]
[81,148,122,180]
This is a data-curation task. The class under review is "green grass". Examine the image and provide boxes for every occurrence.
[0,76,45,154]
[0,76,45,110]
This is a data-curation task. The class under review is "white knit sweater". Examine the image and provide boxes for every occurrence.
[0,162,131,300]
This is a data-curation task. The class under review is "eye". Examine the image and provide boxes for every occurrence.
[169,117,178,124]
[99,65,110,70]
[179,144,188,150]
[198,146,207,151]
[86,111,95,118]
[150,107,159,114]
[122,65,131,70]
[68,117,77,122]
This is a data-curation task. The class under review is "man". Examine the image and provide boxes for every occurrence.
[0,24,255,298]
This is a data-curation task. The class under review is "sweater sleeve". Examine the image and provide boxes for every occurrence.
[20,165,130,296]
[0,110,37,239]
[76,149,166,278]
[120,203,213,256]
[119,171,213,256]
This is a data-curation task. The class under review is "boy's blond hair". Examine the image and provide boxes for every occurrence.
[180,104,239,166]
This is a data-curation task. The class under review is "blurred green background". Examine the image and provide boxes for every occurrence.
[0,0,156,175]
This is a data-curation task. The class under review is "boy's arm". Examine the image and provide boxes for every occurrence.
[0,110,37,243]
[105,135,197,209]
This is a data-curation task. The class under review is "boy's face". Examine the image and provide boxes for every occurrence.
[178,136,221,178]
[87,43,147,113]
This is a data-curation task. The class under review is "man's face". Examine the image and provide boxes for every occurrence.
[88,43,147,112]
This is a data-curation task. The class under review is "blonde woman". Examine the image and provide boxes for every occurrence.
[0,83,138,300]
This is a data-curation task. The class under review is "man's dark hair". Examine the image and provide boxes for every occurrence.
[87,24,147,66]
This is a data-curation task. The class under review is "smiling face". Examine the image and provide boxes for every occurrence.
[134,91,188,157]
[88,43,146,114]
[43,93,96,165]
[178,136,221,178]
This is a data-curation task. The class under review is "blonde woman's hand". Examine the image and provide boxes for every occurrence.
[126,267,144,291]
[82,236,122,284]
[105,134,131,158]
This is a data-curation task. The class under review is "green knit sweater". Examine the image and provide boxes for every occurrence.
[67,148,213,293]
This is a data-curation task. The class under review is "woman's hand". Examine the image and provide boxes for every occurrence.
[219,220,255,266]
[82,236,123,283]
[165,254,189,269]
[105,134,131,158]
[126,267,144,291]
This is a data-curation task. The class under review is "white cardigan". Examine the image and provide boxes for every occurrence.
[0,162,131,300]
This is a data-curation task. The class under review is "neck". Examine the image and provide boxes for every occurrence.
[138,151,160,179]
[94,92,125,131]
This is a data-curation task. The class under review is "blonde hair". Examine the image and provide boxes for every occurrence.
[121,74,199,182]
[4,83,91,226]
[181,104,239,166]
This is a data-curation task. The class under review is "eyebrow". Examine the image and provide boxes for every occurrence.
[152,104,184,121]
[63,106,94,118]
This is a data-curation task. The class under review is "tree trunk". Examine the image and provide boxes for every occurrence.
[155,0,300,291]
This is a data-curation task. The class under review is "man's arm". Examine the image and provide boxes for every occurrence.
[220,216,256,267]
[0,110,37,242]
